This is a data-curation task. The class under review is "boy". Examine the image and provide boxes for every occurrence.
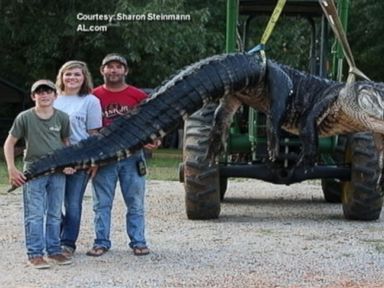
[3,80,73,269]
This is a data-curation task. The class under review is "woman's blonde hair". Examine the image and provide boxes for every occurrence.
[56,60,93,96]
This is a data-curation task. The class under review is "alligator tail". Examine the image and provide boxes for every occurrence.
[24,53,263,181]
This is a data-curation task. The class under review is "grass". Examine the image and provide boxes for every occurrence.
[0,156,23,186]
[361,239,384,254]
[0,148,183,185]
[146,148,182,181]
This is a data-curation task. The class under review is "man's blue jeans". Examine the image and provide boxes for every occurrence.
[61,170,90,250]
[91,150,147,250]
[23,174,65,259]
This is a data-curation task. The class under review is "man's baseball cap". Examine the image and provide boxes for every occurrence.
[31,79,56,93]
[101,53,128,67]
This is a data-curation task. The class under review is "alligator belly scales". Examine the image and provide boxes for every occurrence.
[22,52,384,183]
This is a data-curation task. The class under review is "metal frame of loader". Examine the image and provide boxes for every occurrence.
[180,0,384,221]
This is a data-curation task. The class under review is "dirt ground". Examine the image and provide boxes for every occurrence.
[0,179,384,288]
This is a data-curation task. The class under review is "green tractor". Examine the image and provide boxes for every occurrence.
[179,0,384,221]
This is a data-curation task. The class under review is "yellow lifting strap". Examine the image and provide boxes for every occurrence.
[260,0,287,45]
[319,0,370,83]
[259,0,287,62]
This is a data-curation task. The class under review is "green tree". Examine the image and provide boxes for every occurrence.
[113,0,225,87]
[349,0,384,81]
[0,0,225,90]
[1,0,383,93]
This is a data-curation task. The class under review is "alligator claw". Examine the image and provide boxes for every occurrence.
[267,133,280,162]
[296,151,316,174]
[206,129,226,165]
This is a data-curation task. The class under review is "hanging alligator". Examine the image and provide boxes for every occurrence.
[10,52,384,190]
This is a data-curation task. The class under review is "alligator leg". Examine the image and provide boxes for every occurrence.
[265,61,293,161]
[297,91,339,168]
[206,96,242,163]
[373,133,384,189]
[297,112,318,168]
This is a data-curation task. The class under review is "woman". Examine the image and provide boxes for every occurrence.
[54,60,102,257]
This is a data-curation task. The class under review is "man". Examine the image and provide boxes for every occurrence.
[87,53,158,257]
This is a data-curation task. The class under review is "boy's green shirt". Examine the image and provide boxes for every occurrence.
[10,108,70,170]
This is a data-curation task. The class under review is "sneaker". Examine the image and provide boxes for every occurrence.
[61,245,75,259]
[47,253,72,265]
[28,256,50,269]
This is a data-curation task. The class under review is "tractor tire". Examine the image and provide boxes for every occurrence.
[342,133,384,221]
[183,103,221,220]
[321,179,343,203]
[220,177,228,200]
[321,135,348,203]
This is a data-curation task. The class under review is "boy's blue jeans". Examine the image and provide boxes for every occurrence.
[91,150,147,250]
[61,170,90,250]
[23,174,65,259]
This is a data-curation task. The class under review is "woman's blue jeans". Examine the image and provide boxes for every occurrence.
[60,170,90,250]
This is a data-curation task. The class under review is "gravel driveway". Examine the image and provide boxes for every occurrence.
[1,179,384,288]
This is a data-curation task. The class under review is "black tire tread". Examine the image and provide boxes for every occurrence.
[183,104,222,220]
[342,133,384,221]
